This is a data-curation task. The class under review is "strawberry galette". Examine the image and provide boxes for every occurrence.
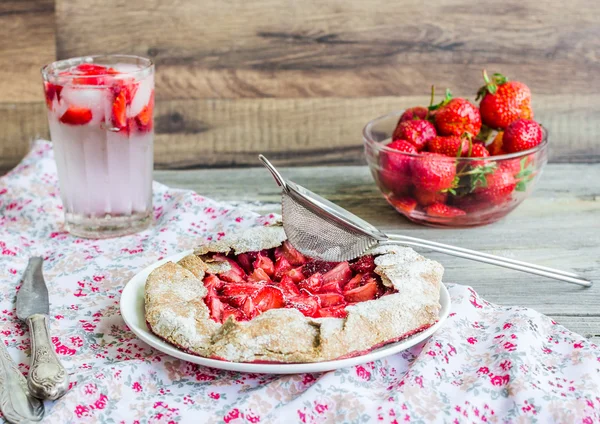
[145,223,443,363]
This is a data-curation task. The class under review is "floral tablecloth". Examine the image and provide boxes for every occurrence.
[0,141,598,424]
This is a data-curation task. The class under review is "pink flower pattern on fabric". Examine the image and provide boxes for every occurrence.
[0,141,599,423]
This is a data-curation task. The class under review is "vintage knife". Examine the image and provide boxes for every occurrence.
[0,341,44,423]
[16,257,69,400]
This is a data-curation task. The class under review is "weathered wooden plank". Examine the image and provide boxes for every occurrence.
[0,103,49,173]
[55,0,600,98]
[1,94,598,174]
[152,95,600,168]
[0,0,56,103]
[154,163,600,320]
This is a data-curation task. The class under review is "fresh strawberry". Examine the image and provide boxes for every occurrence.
[285,267,305,283]
[278,275,301,297]
[427,135,471,157]
[469,143,491,167]
[286,295,319,318]
[392,119,437,151]
[281,241,307,265]
[318,305,348,318]
[424,203,466,217]
[470,142,490,158]
[253,254,275,277]
[486,131,505,155]
[112,89,127,129]
[477,71,533,129]
[247,268,271,284]
[59,107,93,125]
[474,167,516,204]
[298,273,324,294]
[500,158,523,177]
[410,153,457,192]
[389,195,418,214]
[252,286,285,312]
[434,97,481,137]
[316,292,345,307]
[379,139,417,196]
[502,119,543,153]
[344,280,378,303]
[449,194,488,213]
[322,262,352,287]
[399,106,428,123]
[413,189,447,207]
[350,255,376,274]
[213,254,246,283]
[273,256,293,280]
[44,82,63,110]
[135,91,154,131]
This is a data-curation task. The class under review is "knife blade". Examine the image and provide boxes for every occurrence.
[16,257,49,320]
[16,257,69,400]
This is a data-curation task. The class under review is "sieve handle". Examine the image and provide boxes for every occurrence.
[385,234,592,287]
[258,155,288,190]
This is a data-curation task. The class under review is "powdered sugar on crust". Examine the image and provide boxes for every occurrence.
[145,224,443,363]
[145,262,219,355]
[193,222,287,255]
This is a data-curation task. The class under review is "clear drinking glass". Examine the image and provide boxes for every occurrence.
[41,55,155,238]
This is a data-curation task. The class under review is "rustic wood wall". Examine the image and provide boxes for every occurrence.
[1,0,599,173]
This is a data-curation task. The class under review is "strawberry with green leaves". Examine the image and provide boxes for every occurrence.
[477,70,533,129]
[474,166,517,204]
[431,89,481,137]
[410,152,457,193]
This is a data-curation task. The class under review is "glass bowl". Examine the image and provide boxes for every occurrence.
[363,111,548,227]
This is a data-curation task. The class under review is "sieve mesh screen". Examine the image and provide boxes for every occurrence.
[281,192,377,262]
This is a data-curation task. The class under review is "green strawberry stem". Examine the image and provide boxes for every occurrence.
[515,156,536,192]
[493,73,508,85]
[428,88,453,111]
[477,70,509,99]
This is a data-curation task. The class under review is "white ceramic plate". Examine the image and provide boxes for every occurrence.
[120,250,451,374]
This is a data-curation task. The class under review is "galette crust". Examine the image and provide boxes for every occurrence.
[145,223,443,363]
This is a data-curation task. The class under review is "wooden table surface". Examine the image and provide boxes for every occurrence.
[156,163,600,342]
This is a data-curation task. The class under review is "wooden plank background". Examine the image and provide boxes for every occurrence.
[1,0,599,172]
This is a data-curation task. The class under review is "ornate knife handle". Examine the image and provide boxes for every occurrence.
[0,340,44,422]
[26,314,69,400]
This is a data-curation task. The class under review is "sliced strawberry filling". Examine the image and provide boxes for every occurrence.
[203,244,397,323]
